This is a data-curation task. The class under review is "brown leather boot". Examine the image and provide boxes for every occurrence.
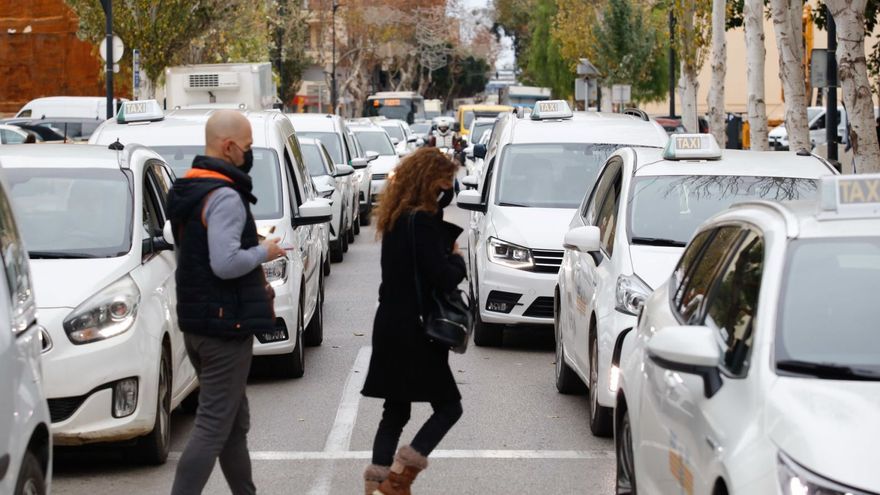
[373,445,429,495]
[364,464,390,495]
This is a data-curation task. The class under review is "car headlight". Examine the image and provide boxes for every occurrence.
[777,452,867,495]
[615,274,651,316]
[263,257,288,284]
[63,275,140,344]
[487,237,533,269]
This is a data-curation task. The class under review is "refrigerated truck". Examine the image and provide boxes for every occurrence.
[163,63,278,111]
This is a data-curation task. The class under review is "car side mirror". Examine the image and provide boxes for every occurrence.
[366,151,380,163]
[162,220,175,245]
[647,325,723,398]
[350,157,369,169]
[473,144,487,159]
[391,137,400,146]
[462,175,478,190]
[333,164,355,177]
[563,226,600,252]
[456,189,486,212]
[293,199,333,226]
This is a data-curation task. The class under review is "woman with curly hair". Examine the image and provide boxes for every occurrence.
[361,147,466,495]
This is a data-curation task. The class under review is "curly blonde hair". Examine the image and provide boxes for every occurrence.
[374,147,458,236]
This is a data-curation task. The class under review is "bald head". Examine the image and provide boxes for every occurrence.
[205,110,253,167]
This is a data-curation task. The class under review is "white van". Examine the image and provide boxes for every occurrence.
[14,96,123,120]
[769,106,844,151]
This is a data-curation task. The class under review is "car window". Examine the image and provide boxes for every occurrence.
[149,161,172,206]
[703,231,763,376]
[675,226,743,323]
[283,160,300,217]
[320,145,336,175]
[595,167,622,256]
[381,125,404,141]
[142,169,165,240]
[1,129,25,144]
[0,184,35,333]
[298,132,343,164]
[671,229,714,307]
[287,134,316,201]
[585,158,622,225]
[354,131,396,156]
[300,143,330,176]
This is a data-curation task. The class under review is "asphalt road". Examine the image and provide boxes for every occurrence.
[52,205,615,495]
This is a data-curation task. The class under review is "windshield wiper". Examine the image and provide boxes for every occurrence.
[776,359,880,381]
[631,237,687,247]
[28,251,96,259]
[497,202,530,208]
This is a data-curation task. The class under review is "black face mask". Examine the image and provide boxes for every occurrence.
[239,149,254,174]
[437,187,454,209]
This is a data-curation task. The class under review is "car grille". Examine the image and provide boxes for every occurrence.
[48,395,88,423]
[531,249,564,274]
[372,173,388,180]
[523,297,555,319]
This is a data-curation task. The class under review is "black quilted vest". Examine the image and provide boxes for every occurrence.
[166,156,274,339]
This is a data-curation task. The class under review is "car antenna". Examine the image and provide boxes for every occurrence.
[108,139,124,151]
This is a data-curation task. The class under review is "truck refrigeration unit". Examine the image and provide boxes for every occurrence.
[162,63,279,111]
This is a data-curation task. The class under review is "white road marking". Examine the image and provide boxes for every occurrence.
[167,449,614,461]
[323,345,372,452]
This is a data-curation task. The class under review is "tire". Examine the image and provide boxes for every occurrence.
[347,225,355,244]
[360,190,372,226]
[272,298,305,379]
[133,346,172,464]
[555,314,586,394]
[14,451,45,495]
[330,238,344,263]
[178,388,199,414]
[473,311,503,347]
[304,273,324,347]
[589,333,613,437]
[342,229,349,253]
[323,255,331,276]
[353,212,361,235]
[615,405,637,495]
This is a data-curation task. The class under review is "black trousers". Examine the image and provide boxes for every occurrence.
[371,400,463,466]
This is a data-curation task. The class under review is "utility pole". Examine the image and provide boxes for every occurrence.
[826,5,838,162]
[331,1,339,114]
[101,0,114,119]
[668,10,677,118]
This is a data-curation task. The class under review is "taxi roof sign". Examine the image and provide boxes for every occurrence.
[530,100,573,121]
[662,133,722,161]
[819,174,880,218]
[117,99,164,124]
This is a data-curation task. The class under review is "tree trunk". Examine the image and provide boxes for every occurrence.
[826,0,880,173]
[769,0,810,151]
[681,64,699,133]
[708,0,727,147]
[744,0,769,150]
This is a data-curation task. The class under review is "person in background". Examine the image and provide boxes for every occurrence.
[167,110,285,495]
[361,147,466,495]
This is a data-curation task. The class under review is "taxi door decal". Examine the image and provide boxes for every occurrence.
[668,433,694,495]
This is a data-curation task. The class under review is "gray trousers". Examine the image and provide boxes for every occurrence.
[171,333,256,495]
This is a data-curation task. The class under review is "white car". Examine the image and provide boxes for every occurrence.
[0,172,52,494]
[91,101,332,377]
[378,119,418,156]
[288,113,373,228]
[614,173,880,495]
[464,119,495,178]
[456,100,668,348]
[350,124,399,204]
[556,134,838,436]
[299,137,356,263]
[768,106,844,151]
[0,125,29,145]
[0,143,197,463]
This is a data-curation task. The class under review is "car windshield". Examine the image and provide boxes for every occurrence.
[411,123,431,134]
[300,143,329,176]
[6,168,133,258]
[807,108,823,122]
[381,125,404,141]
[471,122,494,143]
[297,132,343,164]
[151,146,283,220]
[629,176,819,245]
[354,131,396,156]
[777,238,880,378]
[495,143,621,208]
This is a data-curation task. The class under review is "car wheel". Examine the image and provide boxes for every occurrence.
[304,273,324,347]
[178,387,199,414]
[133,346,172,464]
[323,255,331,276]
[273,297,305,378]
[615,405,637,494]
[360,192,372,226]
[14,451,45,495]
[555,316,585,394]
[342,229,349,253]
[473,311,503,347]
[347,224,355,244]
[589,333,613,437]
[353,211,361,235]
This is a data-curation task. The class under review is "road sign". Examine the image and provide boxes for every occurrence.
[612,84,632,104]
[99,35,124,63]
[811,49,835,88]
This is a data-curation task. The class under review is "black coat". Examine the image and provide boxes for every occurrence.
[361,210,467,402]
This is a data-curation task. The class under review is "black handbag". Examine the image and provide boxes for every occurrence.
[408,213,473,354]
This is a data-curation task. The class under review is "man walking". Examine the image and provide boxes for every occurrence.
[167,110,285,494]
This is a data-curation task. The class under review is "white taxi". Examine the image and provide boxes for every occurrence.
[614,174,880,495]
[91,101,332,377]
[350,124,399,204]
[0,171,52,493]
[0,144,197,464]
[556,134,838,437]
[456,101,668,347]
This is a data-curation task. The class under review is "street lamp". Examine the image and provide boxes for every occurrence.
[101,0,114,119]
[331,1,340,114]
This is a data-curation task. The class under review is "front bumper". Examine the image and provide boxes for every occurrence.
[371,178,387,203]
[253,273,299,356]
[39,308,160,445]
[596,310,637,408]
[478,263,556,326]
